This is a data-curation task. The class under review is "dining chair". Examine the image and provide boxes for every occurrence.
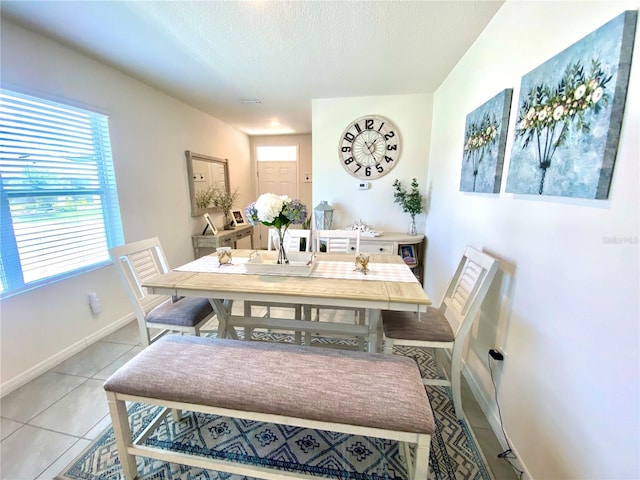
[244,228,312,342]
[307,229,365,348]
[381,246,499,419]
[315,229,360,253]
[267,227,312,253]
[110,237,215,346]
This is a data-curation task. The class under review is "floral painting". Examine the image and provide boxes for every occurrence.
[460,89,512,193]
[506,10,637,199]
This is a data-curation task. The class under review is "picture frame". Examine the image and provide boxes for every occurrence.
[231,209,246,226]
[400,245,416,266]
[202,212,217,235]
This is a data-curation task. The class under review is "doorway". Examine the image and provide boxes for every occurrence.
[255,145,299,248]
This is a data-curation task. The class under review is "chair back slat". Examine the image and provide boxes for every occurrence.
[283,230,311,252]
[267,229,278,251]
[441,247,499,337]
[450,259,483,314]
[315,230,360,253]
[110,237,170,307]
[130,250,163,283]
[267,228,312,252]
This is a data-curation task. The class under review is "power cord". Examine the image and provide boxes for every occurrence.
[488,352,525,479]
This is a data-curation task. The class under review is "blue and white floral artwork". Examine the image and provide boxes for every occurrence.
[460,89,512,193]
[506,10,637,199]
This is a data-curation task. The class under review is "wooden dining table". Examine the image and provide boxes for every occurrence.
[142,249,431,352]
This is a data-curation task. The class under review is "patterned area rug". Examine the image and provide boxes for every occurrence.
[57,334,492,480]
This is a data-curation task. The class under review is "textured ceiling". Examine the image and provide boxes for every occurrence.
[1,1,504,135]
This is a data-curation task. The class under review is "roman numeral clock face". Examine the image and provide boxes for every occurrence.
[338,115,401,179]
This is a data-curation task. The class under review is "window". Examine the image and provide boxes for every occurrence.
[255,145,297,162]
[0,89,123,296]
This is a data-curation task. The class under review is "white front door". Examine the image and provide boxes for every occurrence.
[257,161,298,248]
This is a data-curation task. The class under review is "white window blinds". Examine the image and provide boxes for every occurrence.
[0,89,123,296]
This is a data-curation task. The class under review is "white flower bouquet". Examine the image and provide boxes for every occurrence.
[245,193,308,263]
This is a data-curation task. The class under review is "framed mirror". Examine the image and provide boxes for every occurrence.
[186,151,230,217]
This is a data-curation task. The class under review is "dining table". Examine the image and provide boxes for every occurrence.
[142,249,432,352]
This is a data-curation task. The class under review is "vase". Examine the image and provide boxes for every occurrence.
[408,215,417,236]
[223,212,233,230]
[276,226,290,264]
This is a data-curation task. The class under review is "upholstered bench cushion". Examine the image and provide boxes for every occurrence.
[104,335,434,435]
[382,307,455,342]
[146,297,213,327]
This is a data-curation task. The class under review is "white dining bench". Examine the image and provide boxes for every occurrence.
[103,335,435,479]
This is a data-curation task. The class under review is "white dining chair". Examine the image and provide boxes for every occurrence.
[315,229,360,254]
[307,229,365,348]
[110,237,216,346]
[381,246,499,418]
[267,228,312,253]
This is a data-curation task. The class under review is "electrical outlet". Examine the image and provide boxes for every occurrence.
[87,291,102,314]
[489,349,504,361]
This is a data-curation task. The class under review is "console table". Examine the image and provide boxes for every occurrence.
[192,225,254,258]
[351,232,425,284]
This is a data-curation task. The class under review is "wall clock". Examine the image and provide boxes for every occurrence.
[338,115,401,179]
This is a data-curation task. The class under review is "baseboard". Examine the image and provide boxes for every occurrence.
[1,313,135,397]
[462,363,533,480]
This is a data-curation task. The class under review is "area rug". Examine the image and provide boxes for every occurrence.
[57,336,492,480]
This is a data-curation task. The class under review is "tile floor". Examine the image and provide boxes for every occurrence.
[0,307,519,480]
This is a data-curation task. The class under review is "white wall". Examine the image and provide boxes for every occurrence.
[0,20,253,392]
[312,94,432,233]
[428,1,639,478]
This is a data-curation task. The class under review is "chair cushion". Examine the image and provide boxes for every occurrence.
[382,307,455,342]
[147,296,213,327]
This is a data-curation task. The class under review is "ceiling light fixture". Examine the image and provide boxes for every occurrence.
[241,99,261,104]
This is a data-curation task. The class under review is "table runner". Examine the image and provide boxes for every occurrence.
[174,256,418,283]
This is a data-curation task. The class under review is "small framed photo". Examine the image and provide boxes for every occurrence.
[400,245,416,265]
[231,209,246,226]
[203,212,217,235]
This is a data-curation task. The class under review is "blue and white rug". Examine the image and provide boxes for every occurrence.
[57,338,492,480]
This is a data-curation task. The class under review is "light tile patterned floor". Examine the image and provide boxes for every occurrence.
[0,306,519,480]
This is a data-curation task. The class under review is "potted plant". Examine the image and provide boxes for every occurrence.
[213,187,240,229]
[392,178,424,235]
